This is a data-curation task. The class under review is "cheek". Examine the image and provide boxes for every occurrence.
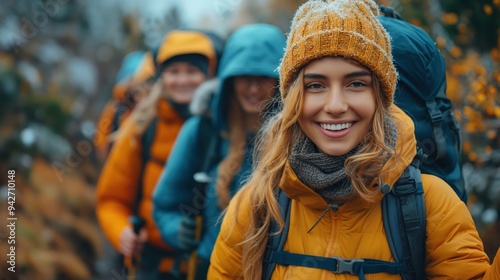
[192,73,207,86]
[358,96,376,120]
[162,74,173,90]
[261,85,277,99]
[300,95,320,120]
[233,83,246,98]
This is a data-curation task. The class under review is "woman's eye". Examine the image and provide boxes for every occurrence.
[349,81,367,88]
[305,82,323,90]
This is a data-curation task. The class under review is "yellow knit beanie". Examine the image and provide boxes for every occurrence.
[279,0,397,108]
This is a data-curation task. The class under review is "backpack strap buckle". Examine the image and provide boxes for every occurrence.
[332,257,364,274]
[426,100,443,125]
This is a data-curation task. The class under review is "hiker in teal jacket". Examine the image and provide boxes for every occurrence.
[153,23,286,279]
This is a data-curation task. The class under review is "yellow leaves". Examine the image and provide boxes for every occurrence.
[449,61,469,76]
[455,24,469,44]
[442,12,458,25]
[495,0,500,7]
[463,141,472,153]
[468,151,478,162]
[457,23,468,34]
[464,121,486,133]
[487,129,497,140]
[484,4,493,16]
[470,79,487,97]
[455,50,500,158]
[488,85,498,97]
[447,74,462,103]
[450,46,463,58]
[463,106,477,119]
[409,19,423,29]
[453,108,463,122]
[463,106,487,133]
[492,49,500,62]
[485,145,493,155]
[486,104,497,116]
[436,36,447,49]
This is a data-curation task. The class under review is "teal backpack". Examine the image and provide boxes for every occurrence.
[262,7,466,280]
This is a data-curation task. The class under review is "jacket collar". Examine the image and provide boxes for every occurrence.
[158,98,184,122]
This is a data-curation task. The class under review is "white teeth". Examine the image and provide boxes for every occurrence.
[320,123,352,131]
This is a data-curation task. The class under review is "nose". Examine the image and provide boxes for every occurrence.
[324,87,348,115]
[176,73,190,85]
[248,78,262,92]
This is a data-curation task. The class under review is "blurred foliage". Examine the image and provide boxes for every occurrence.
[0,56,103,279]
[440,0,500,52]
[22,97,70,135]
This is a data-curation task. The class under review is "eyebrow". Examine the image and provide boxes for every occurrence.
[303,73,326,79]
[303,71,371,80]
[345,71,371,78]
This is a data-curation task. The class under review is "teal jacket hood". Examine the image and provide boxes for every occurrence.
[212,23,286,132]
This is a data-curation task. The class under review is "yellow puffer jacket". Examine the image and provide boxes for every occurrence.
[96,99,184,272]
[209,106,499,279]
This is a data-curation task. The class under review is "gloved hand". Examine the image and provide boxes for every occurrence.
[177,218,199,251]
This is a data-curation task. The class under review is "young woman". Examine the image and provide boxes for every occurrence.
[96,29,222,279]
[152,23,286,279]
[208,0,500,279]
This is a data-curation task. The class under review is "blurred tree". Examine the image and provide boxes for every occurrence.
[440,0,500,52]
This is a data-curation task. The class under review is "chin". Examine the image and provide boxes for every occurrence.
[171,94,193,104]
[320,146,353,157]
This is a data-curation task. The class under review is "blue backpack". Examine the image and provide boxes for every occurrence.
[262,6,465,280]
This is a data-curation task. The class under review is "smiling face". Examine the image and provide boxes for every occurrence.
[298,57,376,156]
[161,62,207,104]
[233,76,278,115]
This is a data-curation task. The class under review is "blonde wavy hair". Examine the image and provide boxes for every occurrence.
[215,92,247,209]
[108,80,161,146]
[230,67,396,278]
[215,77,281,209]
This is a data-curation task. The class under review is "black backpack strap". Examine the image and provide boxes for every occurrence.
[382,160,426,280]
[262,188,292,280]
[129,117,158,267]
[112,101,128,132]
[423,82,447,164]
[269,251,406,279]
[433,81,462,157]
[131,118,158,227]
[193,116,220,187]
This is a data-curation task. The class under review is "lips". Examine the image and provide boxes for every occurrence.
[244,96,265,105]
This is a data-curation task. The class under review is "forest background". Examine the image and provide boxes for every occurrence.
[0,0,499,279]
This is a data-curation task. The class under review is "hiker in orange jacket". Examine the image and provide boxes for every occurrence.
[96,29,222,279]
[209,0,500,279]
[93,51,155,163]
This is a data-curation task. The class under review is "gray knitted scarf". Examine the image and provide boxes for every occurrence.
[289,138,359,204]
[289,116,398,204]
